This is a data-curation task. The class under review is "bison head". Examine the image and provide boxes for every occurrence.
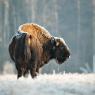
[43,37,70,64]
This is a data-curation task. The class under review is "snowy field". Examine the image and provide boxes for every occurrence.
[0,74,95,95]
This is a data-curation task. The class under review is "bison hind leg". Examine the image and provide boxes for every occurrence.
[17,72,22,79]
[15,63,22,79]
[30,70,37,78]
[23,69,29,78]
[17,69,22,79]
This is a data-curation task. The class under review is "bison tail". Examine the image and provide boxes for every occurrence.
[9,36,16,62]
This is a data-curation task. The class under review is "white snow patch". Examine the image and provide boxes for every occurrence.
[0,74,95,95]
[3,61,15,74]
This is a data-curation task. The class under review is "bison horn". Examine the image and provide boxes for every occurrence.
[56,41,60,46]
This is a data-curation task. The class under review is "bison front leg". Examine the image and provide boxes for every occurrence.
[30,62,37,78]
[36,62,41,73]
[36,67,39,73]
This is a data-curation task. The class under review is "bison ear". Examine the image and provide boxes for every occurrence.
[51,37,56,45]
[43,37,56,51]
[51,37,57,50]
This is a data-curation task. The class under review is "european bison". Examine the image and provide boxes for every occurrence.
[9,23,70,79]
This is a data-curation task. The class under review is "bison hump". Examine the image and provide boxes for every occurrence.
[18,23,52,44]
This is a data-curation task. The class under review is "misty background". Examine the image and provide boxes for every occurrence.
[0,0,95,74]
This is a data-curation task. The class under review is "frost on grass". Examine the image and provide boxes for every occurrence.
[0,74,95,95]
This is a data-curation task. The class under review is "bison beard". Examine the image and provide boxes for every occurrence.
[9,23,70,79]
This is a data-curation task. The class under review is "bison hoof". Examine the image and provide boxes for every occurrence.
[17,74,22,79]
[31,73,37,79]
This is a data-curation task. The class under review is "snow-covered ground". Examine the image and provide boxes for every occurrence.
[0,74,95,95]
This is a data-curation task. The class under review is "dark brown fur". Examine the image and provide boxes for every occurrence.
[9,23,70,79]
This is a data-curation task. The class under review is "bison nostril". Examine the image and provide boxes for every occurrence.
[67,53,70,58]
[66,51,70,58]
[68,55,70,58]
